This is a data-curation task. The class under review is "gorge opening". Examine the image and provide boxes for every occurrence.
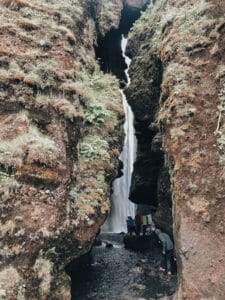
[94,1,173,236]
[68,1,176,299]
[2,0,224,298]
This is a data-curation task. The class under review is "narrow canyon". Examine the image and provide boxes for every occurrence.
[0,0,225,299]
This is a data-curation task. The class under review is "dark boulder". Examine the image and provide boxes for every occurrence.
[123,234,159,250]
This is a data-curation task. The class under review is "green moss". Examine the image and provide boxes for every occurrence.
[24,72,40,85]
[75,71,121,130]
[79,136,109,162]
[9,60,20,70]
[129,0,212,53]
[0,172,19,192]
[164,63,194,95]
[0,56,10,68]
[77,71,120,104]
[33,258,53,296]
[96,171,105,185]
[96,0,122,36]
[178,1,212,34]
[39,39,53,49]
[0,122,59,168]
[0,69,10,83]
[215,79,225,158]
[35,94,81,121]
[24,60,60,89]
[0,267,23,298]
[84,103,113,126]
[70,187,99,207]
[0,0,123,246]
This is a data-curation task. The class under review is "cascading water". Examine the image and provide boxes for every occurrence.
[102,35,137,233]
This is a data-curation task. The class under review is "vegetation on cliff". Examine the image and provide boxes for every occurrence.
[0,0,124,298]
[127,0,225,298]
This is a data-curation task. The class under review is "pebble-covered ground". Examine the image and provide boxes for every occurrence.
[70,233,177,300]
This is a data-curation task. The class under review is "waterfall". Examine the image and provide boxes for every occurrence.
[102,35,137,233]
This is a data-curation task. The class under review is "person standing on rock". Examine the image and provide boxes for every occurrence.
[147,213,155,233]
[134,209,142,236]
[142,215,148,236]
[155,229,174,275]
[126,216,135,235]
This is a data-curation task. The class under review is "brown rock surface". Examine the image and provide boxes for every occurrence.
[127,0,225,298]
[0,0,124,298]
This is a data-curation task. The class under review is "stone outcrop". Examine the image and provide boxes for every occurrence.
[0,0,125,298]
[126,0,225,298]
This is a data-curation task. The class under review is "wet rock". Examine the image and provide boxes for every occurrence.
[70,233,177,299]
[123,234,158,250]
[93,238,102,246]
[105,242,113,248]
[130,267,142,274]
[156,293,164,298]
[132,283,146,290]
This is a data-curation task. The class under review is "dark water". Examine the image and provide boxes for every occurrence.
[70,234,177,300]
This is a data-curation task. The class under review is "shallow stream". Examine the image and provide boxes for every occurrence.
[70,234,177,300]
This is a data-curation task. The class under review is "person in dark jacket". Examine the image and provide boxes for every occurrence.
[134,209,142,236]
[142,215,148,236]
[126,216,135,235]
[155,229,174,275]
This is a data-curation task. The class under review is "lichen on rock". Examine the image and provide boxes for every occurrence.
[33,258,53,298]
[126,0,225,298]
[0,0,124,298]
[0,267,25,299]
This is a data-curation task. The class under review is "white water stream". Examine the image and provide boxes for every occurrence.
[102,36,137,233]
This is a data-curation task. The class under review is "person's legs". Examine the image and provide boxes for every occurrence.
[143,225,147,236]
[128,227,132,235]
[166,250,173,274]
[136,225,141,236]
[159,253,166,272]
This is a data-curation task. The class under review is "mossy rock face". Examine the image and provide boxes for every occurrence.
[126,0,225,298]
[0,267,25,299]
[15,164,60,185]
[0,0,124,298]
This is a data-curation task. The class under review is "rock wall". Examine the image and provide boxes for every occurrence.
[127,0,225,298]
[0,0,125,299]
